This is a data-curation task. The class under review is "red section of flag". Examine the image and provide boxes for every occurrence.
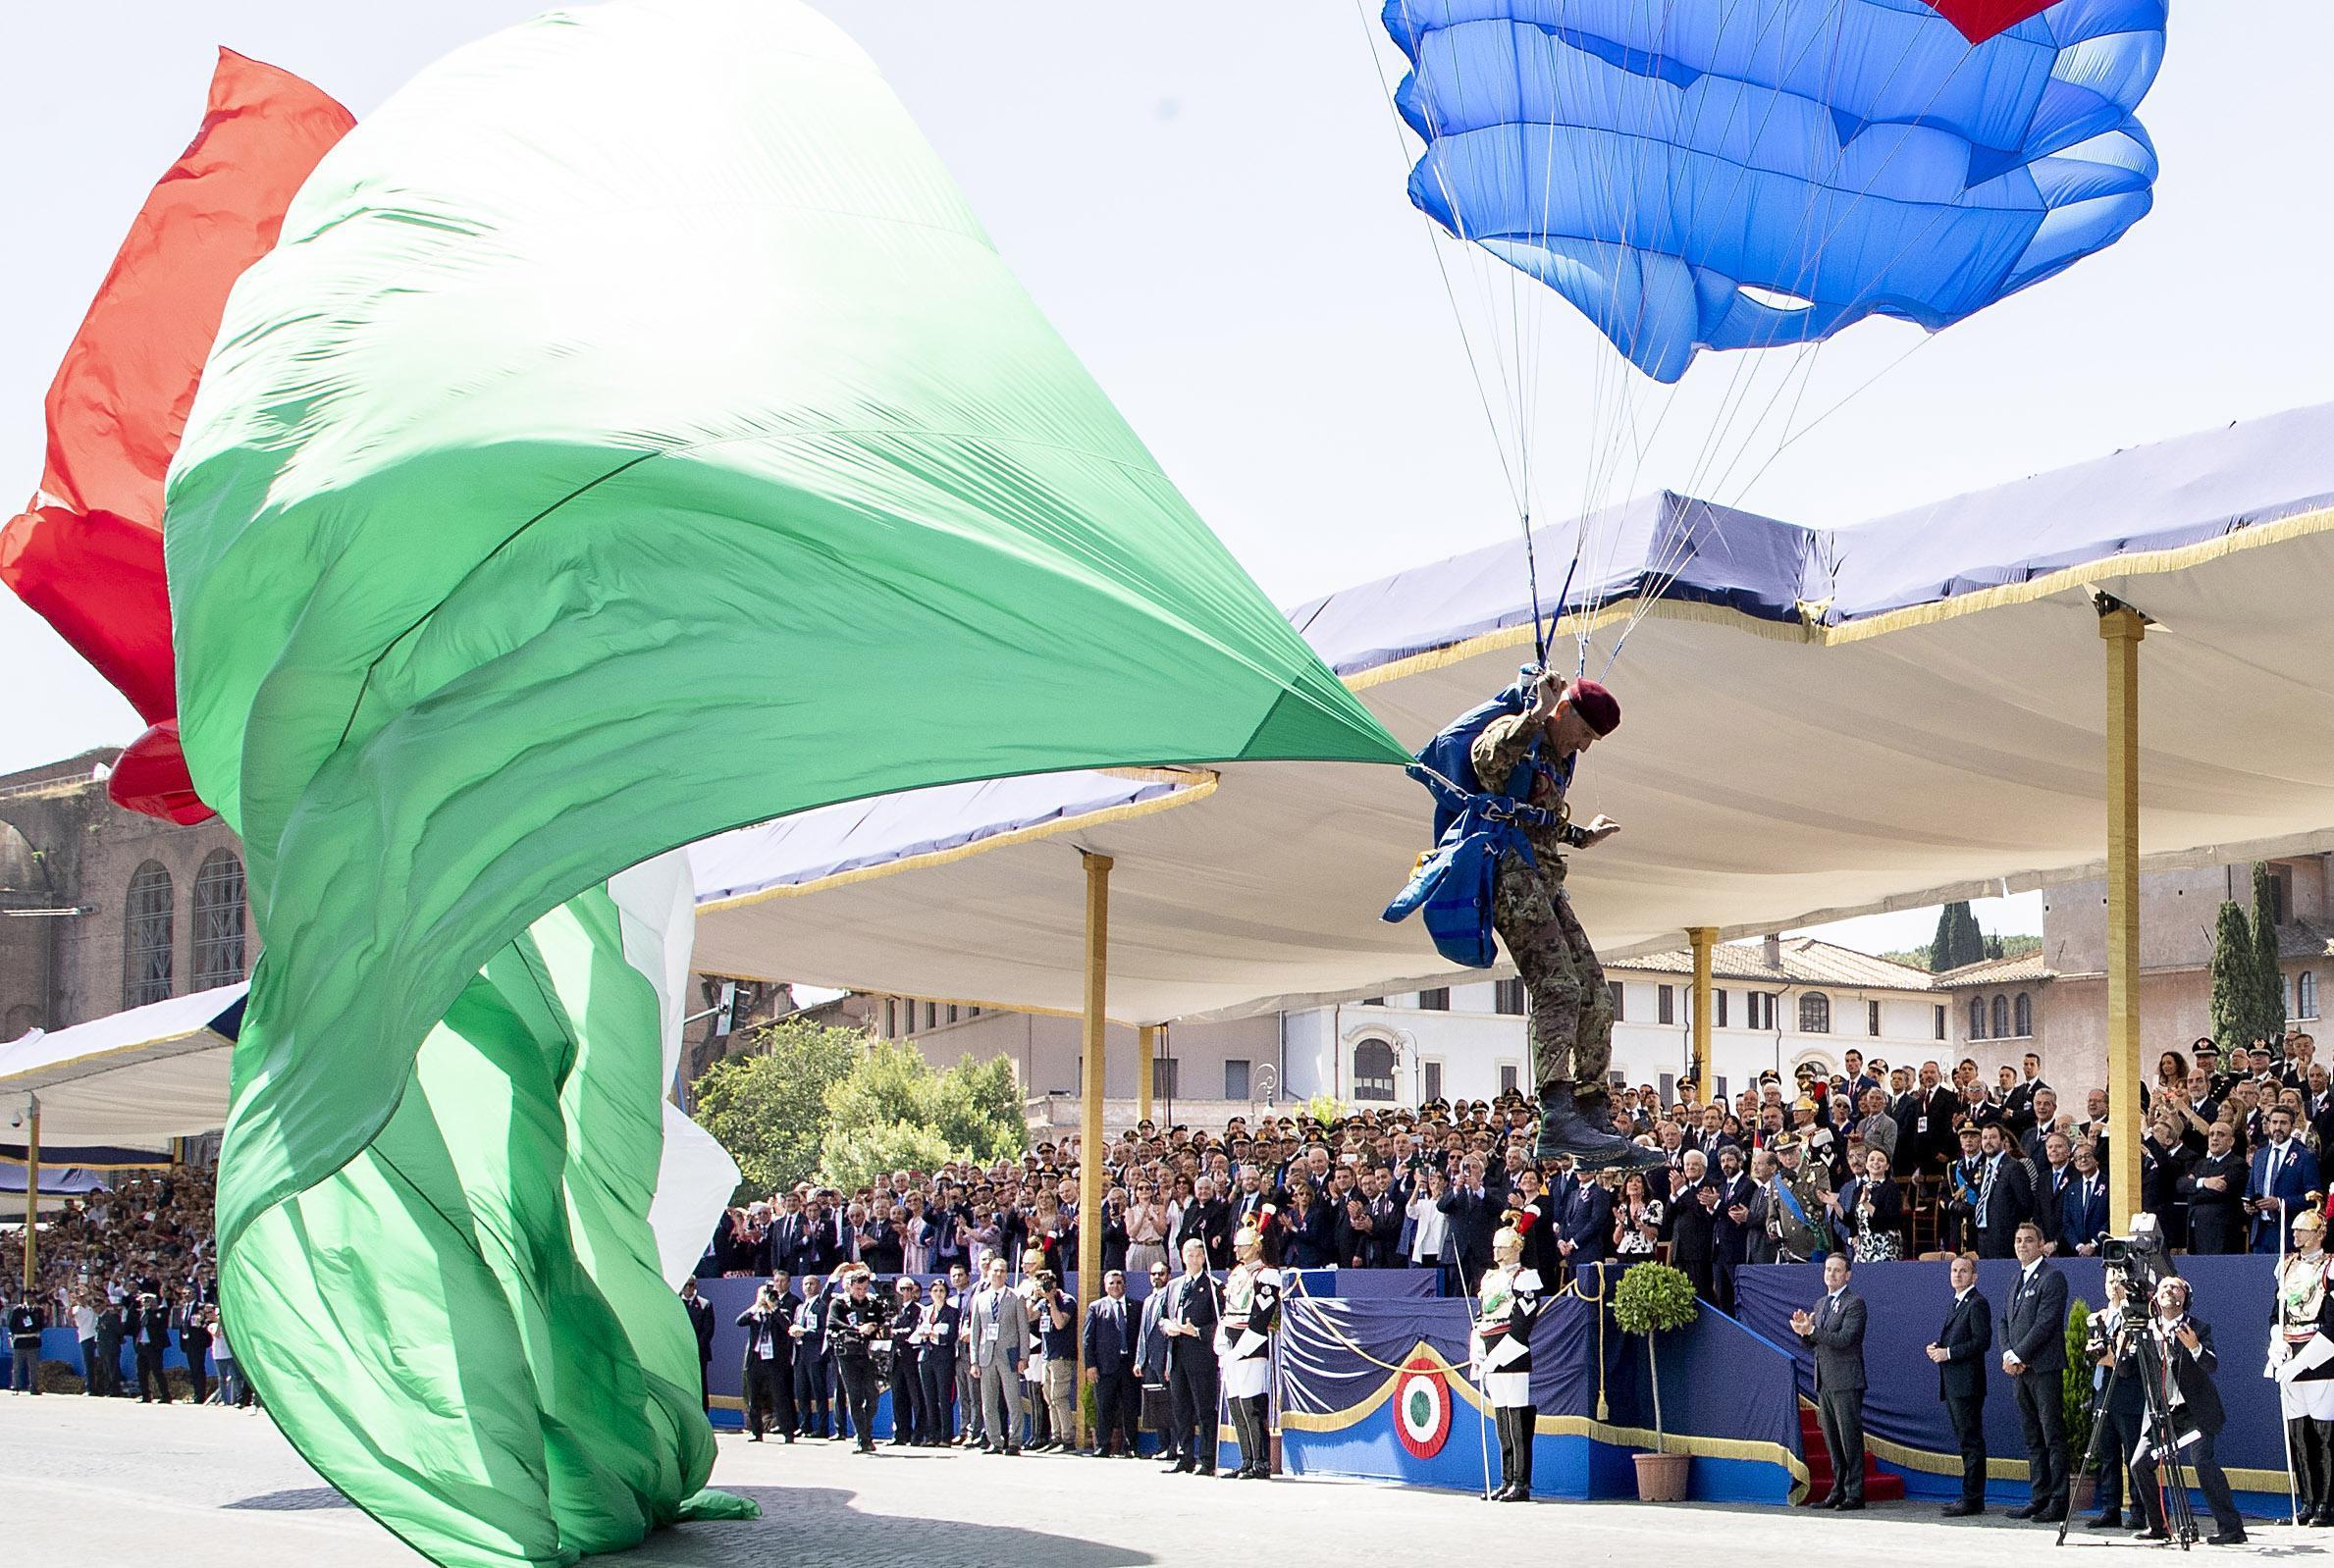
[2,47,352,819]
[108,720,215,826]
[1923,0,2059,42]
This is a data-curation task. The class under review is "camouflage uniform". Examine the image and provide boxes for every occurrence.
[1469,711,1613,1090]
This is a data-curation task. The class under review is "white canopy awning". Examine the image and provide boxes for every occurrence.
[0,983,244,1142]
[690,404,2334,1023]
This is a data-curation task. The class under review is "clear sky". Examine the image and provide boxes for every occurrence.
[6,3,2309,958]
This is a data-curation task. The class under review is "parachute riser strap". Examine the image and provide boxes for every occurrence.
[1405,762,1563,832]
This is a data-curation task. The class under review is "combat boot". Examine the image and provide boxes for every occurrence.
[1534,1083,1665,1170]
[1573,1087,1623,1136]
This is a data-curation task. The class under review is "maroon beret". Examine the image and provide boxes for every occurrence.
[1569,679,1620,736]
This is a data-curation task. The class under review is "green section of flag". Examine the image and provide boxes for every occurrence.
[165,3,1403,1565]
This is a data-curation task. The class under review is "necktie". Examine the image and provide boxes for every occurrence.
[2271,1146,2284,1190]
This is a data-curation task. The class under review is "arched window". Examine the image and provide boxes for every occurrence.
[1969,997,1986,1040]
[1352,1037,1398,1102]
[1990,995,2009,1039]
[2013,992,2032,1039]
[191,850,246,990]
[1799,992,1830,1033]
[2302,971,2319,1021]
[123,862,174,1008]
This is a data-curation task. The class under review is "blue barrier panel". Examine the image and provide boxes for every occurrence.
[1279,1281,1802,1503]
[1736,1256,2292,1518]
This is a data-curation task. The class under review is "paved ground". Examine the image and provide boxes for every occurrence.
[7,1396,2330,1567]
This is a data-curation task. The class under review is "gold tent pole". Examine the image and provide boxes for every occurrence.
[1137,1025,1157,1126]
[2100,602,2145,1231]
[21,1094,37,1299]
[1687,928,1717,1099]
[1074,852,1113,1447]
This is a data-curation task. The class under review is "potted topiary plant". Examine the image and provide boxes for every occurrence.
[1613,1260,1700,1502]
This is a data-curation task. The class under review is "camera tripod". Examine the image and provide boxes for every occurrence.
[2058,1318,2199,1550]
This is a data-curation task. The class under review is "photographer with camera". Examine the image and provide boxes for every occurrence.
[2083,1271,2145,1530]
[2130,1277,2248,1545]
[824,1265,889,1456]
[737,1277,795,1442]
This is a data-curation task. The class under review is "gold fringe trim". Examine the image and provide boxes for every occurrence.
[694,768,1217,914]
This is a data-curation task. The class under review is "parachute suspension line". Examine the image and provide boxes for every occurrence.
[1628,3,1977,653]
[1351,0,1526,519]
[1682,7,1958,512]
[1521,510,1549,668]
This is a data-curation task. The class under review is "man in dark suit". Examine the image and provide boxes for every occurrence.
[1667,1151,1719,1302]
[1437,1155,1500,1294]
[1134,1260,1176,1461]
[2246,1106,2321,1254]
[1709,1146,1755,1312]
[1915,1062,1962,1171]
[1175,1177,1233,1273]
[1557,1168,1615,1285]
[1926,1253,1992,1515]
[678,1277,716,1410]
[1793,1253,1867,1510]
[2001,1223,2069,1523]
[2180,1121,2248,1254]
[5,1295,43,1395]
[1159,1238,1222,1475]
[2130,1277,2248,1545]
[1973,1124,2038,1261]
[2057,1142,2110,1256]
[134,1292,173,1404]
[1082,1269,1141,1457]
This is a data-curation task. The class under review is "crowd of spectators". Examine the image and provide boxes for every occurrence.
[703,1030,2330,1315]
[0,1167,239,1404]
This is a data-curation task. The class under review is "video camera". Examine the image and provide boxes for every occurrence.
[2099,1214,2179,1297]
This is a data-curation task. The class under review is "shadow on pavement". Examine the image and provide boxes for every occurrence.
[626,1485,1154,1568]
[224,1487,355,1511]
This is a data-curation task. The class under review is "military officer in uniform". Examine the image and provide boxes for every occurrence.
[1217,1226,1283,1480]
[1766,1135,1828,1265]
[1463,672,1654,1171]
[2273,1210,2334,1526]
[1474,1225,1546,1501]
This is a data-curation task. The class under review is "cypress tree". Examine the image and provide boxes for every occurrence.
[1931,901,1987,971]
[2209,900,2255,1050]
[2254,862,2287,1045]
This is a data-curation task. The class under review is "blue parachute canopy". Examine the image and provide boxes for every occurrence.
[1383,0,2166,383]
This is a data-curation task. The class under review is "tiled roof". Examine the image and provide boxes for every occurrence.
[2279,919,2334,962]
[1612,936,1940,992]
[1932,952,2056,988]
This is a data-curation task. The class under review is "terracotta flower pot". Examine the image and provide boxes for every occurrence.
[1634,1449,1691,1502]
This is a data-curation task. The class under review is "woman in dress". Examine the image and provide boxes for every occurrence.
[1830,1146,1903,1264]
[1125,1178,1171,1281]
[1612,1171,1664,1257]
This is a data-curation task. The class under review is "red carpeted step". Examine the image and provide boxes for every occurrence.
[1799,1401,1906,1502]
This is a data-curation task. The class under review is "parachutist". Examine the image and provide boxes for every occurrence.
[1466,673,1656,1171]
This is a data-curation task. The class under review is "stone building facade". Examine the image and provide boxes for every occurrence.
[0,750,252,1037]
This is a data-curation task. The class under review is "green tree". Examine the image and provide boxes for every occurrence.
[1930,904,1961,971]
[1931,901,1988,971]
[689,1018,861,1196]
[2209,900,2256,1051]
[816,1036,1028,1184]
[926,1053,1027,1162]
[2254,862,2288,1045]
[820,1120,961,1193]
[2062,1298,2094,1479]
